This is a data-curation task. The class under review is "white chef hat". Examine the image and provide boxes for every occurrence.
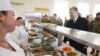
[0,0,13,10]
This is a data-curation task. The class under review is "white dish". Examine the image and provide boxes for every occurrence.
[57,43,74,52]
[32,39,42,44]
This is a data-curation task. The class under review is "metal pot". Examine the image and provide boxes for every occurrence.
[46,37,58,47]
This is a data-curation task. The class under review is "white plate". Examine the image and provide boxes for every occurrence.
[57,43,74,52]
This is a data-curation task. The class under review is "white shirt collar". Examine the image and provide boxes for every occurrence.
[73,16,78,23]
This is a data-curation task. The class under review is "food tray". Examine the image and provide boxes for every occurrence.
[58,44,81,56]
[30,43,58,56]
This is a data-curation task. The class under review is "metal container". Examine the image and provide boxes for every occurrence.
[45,37,58,47]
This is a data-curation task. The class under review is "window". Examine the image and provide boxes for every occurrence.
[53,0,69,22]
[77,2,89,17]
[94,4,100,17]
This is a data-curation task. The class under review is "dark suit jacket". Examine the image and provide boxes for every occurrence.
[65,16,89,31]
[64,16,89,54]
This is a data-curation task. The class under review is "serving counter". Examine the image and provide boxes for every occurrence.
[26,23,100,56]
[43,25,100,51]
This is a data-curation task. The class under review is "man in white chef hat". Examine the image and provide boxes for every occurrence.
[0,0,26,56]
[10,16,29,50]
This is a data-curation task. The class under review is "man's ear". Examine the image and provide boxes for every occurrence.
[0,12,5,22]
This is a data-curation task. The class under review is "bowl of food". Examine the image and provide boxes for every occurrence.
[28,31,37,36]
[45,37,58,47]
[62,47,73,53]
[67,52,77,56]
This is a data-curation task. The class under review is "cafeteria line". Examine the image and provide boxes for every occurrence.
[0,0,100,56]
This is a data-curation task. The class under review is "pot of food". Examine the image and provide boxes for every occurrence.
[45,37,58,47]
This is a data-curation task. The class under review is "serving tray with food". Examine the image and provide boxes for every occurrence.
[28,30,80,56]
[58,43,80,56]
[29,43,58,56]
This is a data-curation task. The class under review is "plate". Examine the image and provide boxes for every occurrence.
[57,43,74,53]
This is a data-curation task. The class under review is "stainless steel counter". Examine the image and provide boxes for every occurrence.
[43,26,100,51]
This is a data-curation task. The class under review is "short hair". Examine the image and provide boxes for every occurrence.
[86,15,90,18]
[44,15,48,17]
[96,12,100,16]
[53,14,57,16]
[70,7,78,12]
[16,17,22,20]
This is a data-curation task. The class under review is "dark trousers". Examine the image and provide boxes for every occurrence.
[63,37,69,43]
[63,37,87,55]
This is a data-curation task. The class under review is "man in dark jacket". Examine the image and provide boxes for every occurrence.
[64,7,89,55]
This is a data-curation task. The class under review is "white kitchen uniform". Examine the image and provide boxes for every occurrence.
[9,33,21,46]
[18,25,28,46]
[10,25,28,46]
[0,0,25,55]
[0,34,25,56]
[10,27,21,46]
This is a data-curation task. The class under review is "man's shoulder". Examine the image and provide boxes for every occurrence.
[78,17,87,21]
[78,16,86,19]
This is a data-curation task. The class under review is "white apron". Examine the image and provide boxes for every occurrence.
[0,34,25,56]
[18,26,28,46]
[10,26,28,46]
